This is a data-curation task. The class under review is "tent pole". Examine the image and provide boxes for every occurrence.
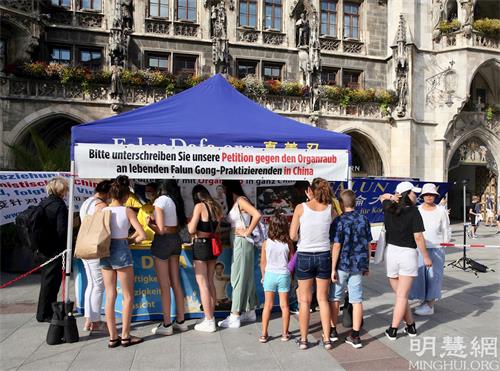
[64,160,76,303]
[347,164,353,189]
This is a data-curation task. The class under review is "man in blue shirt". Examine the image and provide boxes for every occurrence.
[329,189,372,349]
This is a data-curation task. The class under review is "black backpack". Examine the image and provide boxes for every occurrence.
[15,202,50,256]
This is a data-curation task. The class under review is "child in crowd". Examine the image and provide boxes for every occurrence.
[259,211,294,343]
[330,190,372,349]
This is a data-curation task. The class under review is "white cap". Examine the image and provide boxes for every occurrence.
[421,183,440,196]
[395,181,421,195]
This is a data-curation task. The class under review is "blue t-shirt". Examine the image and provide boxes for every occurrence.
[333,210,372,273]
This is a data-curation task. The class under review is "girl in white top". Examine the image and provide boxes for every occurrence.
[79,180,112,333]
[259,212,294,343]
[410,183,451,316]
[147,180,188,335]
[99,176,146,348]
[289,178,336,350]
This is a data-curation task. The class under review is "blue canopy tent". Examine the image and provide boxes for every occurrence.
[65,74,352,303]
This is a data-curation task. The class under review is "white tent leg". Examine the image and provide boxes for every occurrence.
[348,165,353,189]
[64,160,76,303]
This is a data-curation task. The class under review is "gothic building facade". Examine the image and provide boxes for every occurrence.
[0,0,499,217]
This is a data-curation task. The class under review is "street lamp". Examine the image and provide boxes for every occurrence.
[444,65,457,107]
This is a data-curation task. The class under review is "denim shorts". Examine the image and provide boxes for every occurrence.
[263,271,291,293]
[296,251,332,280]
[329,270,363,303]
[100,239,133,270]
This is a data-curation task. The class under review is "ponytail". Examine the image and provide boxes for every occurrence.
[311,178,332,205]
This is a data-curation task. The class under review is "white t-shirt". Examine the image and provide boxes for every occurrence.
[153,195,178,227]
[418,205,451,248]
[80,196,99,220]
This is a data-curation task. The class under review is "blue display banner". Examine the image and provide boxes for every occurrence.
[331,178,450,223]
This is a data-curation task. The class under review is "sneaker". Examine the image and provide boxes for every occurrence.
[345,335,363,349]
[414,304,434,316]
[404,323,418,337]
[194,318,216,333]
[290,307,300,315]
[329,327,339,342]
[385,327,397,341]
[240,310,256,323]
[152,322,173,336]
[173,320,189,332]
[218,314,241,328]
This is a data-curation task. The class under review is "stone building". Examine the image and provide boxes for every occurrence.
[0,0,499,218]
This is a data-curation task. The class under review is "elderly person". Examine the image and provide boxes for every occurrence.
[410,184,450,316]
[36,177,69,323]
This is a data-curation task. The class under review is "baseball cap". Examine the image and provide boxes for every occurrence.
[395,181,422,195]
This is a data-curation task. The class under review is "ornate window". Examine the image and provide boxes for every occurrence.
[50,46,72,64]
[173,54,197,75]
[176,0,196,21]
[237,60,258,78]
[52,0,71,7]
[149,0,168,18]
[321,0,337,37]
[147,53,169,70]
[79,48,102,70]
[321,67,338,85]
[342,69,362,88]
[264,0,282,31]
[343,2,360,39]
[81,0,101,11]
[262,62,282,81]
[239,0,257,28]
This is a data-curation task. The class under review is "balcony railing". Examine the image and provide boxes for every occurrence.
[434,30,499,50]
[1,77,389,119]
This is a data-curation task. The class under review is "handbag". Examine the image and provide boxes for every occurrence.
[204,202,222,257]
[287,252,297,273]
[237,198,268,246]
[74,201,111,259]
[373,226,386,264]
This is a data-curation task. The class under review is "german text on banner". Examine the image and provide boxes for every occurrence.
[74,144,350,181]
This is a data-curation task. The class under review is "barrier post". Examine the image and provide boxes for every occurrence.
[64,161,76,302]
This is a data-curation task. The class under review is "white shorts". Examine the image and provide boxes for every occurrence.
[386,244,418,278]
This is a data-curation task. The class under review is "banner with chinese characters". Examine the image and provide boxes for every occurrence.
[74,144,350,181]
[0,172,97,226]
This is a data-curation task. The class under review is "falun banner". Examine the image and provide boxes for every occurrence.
[74,144,350,181]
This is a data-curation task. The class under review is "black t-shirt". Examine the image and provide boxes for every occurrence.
[382,200,425,249]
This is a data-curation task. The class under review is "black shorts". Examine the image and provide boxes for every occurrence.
[192,238,216,261]
[151,233,182,260]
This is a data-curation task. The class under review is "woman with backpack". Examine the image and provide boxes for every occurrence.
[217,180,261,329]
[188,185,224,332]
[35,177,69,323]
[79,180,112,333]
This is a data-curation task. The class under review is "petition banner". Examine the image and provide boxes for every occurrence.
[74,144,349,181]
[0,172,97,226]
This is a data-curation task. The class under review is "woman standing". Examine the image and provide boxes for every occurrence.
[410,184,450,316]
[79,180,112,332]
[289,178,335,350]
[218,180,261,329]
[148,180,188,335]
[100,176,147,347]
[188,185,224,332]
[380,182,432,340]
[36,177,69,323]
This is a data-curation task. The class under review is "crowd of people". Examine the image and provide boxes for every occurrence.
[35,176,461,350]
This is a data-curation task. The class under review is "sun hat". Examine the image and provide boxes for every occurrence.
[420,183,440,197]
[395,181,422,195]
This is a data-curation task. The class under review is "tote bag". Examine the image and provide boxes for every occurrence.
[373,226,387,264]
[74,210,112,259]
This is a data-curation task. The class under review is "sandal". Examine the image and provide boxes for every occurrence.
[298,339,308,350]
[321,337,332,350]
[259,335,269,343]
[121,335,144,347]
[281,333,290,342]
[108,337,121,348]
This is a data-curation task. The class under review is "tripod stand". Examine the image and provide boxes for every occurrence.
[446,181,490,276]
